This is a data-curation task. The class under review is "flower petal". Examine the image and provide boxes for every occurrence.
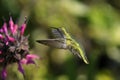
[17,62,25,78]
[9,17,14,34]
[3,23,8,36]
[13,24,18,35]
[26,59,35,64]
[1,68,7,80]
[0,29,3,33]
[26,54,39,60]
[20,54,39,65]
[0,34,3,39]
[7,36,15,42]
[20,18,27,35]
[20,59,27,64]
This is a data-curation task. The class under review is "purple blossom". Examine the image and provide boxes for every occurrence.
[0,17,39,80]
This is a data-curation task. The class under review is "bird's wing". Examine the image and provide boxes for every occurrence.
[51,27,71,39]
[68,45,89,64]
[36,38,67,49]
[51,27,65,38]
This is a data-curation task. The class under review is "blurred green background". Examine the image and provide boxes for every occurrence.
[0,0,120,80]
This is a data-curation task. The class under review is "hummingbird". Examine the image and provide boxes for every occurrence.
[36,27,89,64]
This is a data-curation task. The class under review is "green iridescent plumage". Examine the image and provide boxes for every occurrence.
[36,27,89,64]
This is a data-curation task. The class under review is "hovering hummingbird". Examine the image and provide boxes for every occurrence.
[36,27,89,64]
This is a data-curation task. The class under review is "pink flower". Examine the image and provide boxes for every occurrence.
[21,54,39,64]
[0,17,39,80]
